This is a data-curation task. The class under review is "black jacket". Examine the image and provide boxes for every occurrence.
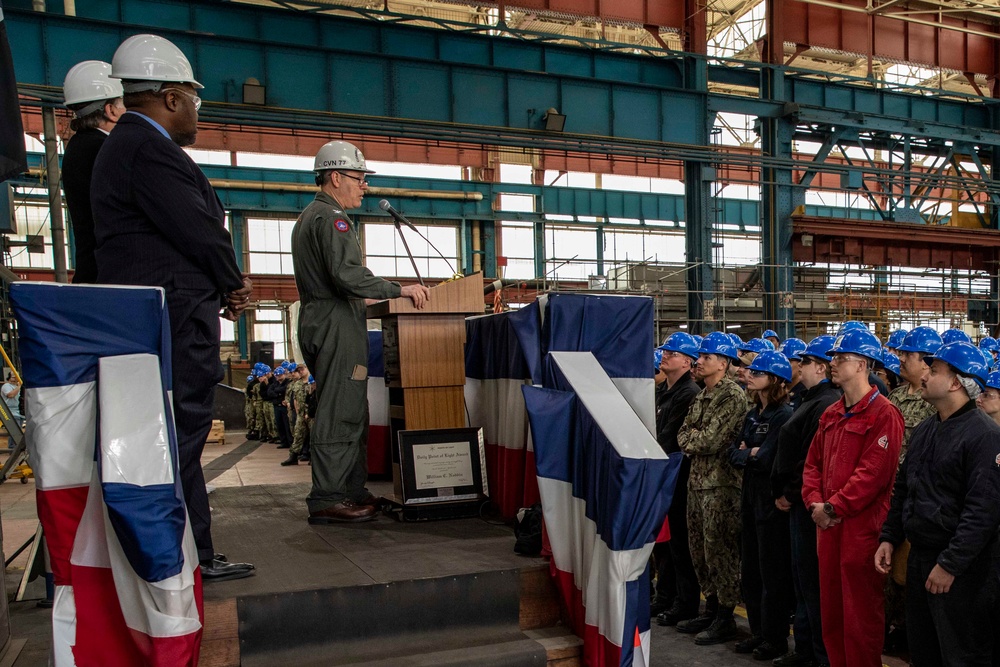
[62,127,106,284]
[730,401,794,521]
[265,379,288,405]
[655,373,700,455]
[771,381,842,505]
[91,113,242,297]
[880,401,1000,576]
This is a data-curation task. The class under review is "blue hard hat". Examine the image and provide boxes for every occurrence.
[837,320,868,336]
[308,374,315,383]
[778,337,807,360]
[699,331,740,361]
[286,362,298,372]
[692,334,703,347]
[658,332,701,361]
[800,335,837,363]
[942,328,971,345]
[748,350,793,382]
[727,333,743,348]
[828,328,883,362]
[246,374,254,382]
[896,327,943,355]
[925,341,989,387]
[886,329,909,349]
[653,349,663,372]
[979,336,998,352]
[273,366,287,377]
[738,338,774,355]
[762,329,778,339]
[986,371,1000,391]
[883,352,901,376]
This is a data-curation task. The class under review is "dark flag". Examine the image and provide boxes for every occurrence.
[0,0,26,184]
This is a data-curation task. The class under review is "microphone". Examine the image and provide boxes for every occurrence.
[379,199,419,232]
[378,199,460,278]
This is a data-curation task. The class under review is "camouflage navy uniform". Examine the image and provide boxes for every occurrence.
[677,376,749,608]
[887,385,935,462]
[289,378,309,455]
[254,380,277,440]
[244,376,259,436]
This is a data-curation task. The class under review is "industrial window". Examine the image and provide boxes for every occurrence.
[254,308,288,362]
[499,221,535,280]
[6,195,69,271]
[362,222,460,280]
[544,225,599,280]
[603,228,683,266]
[247,217,295,275]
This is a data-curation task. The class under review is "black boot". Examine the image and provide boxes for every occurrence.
[676,595,718,633]
[650,595,673,618]
[657,600,699,627]
[246,431,259,441]
[694,606,738,645]
[280,451,299,466]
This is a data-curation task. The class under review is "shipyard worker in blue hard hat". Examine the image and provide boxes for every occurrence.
[877,342,1000,667]
[802,328,903,667]
[729,351,795,660]
[762,329,780,348]
[675,332,749,646]
[293,140,431,525]
[976,371,1000,426]
[770,335,841,667]
[651,333,702,626]
[92,34,254,582]
[778,338,807,408]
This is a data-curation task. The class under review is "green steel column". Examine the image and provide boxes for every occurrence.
[760,67,797,339]
[683,56,716,334]
[229,210,249,360]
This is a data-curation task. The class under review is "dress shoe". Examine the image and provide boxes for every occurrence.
[200,559,255,582]
[213,553,227,562]
[772,652,816,666]
[656,603,698,626]
[298,454,310,462]
[752,641,786,661]
[649,595,672,618]
[735,636,765,654]
[355,493,379,507]
[280,451,298,466]
[307,500,376,524]
[676,612,715,634]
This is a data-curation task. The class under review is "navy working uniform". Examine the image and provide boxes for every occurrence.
[879,400,1000,667]
[291,191,401,512]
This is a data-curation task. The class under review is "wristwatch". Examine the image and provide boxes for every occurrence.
[823,502,837,519]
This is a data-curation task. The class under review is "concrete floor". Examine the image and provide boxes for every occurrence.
[0,434,909,667]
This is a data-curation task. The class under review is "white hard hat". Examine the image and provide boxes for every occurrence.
[110,34,203,91]
[63,60,124,110]
[313,140,375,174]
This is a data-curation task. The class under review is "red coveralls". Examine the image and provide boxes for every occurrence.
[802,386,903,667]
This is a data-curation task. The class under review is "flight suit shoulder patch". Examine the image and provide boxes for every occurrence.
[334,219,350,232]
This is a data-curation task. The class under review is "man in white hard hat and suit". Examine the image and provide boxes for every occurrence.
[91,34,254,581]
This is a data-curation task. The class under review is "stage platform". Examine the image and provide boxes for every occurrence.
[1,435,911,667]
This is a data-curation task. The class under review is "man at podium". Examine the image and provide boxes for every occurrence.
[292,140,430,524]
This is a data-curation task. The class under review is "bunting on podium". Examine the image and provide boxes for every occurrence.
[366,330,391,475]
[524,352,681,667]
[11,283,203,667]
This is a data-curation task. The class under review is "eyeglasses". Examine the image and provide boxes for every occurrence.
[831,353,866,364]
[748,369,768,377]
[161,88,202,111]
[339,172,368,187]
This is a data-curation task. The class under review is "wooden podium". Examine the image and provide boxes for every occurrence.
[367,273,485,517]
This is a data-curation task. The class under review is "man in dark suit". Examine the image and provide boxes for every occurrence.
[91,34,254,582]
[61,60,124,284]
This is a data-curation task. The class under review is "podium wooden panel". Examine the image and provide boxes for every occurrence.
[367,274,484,503]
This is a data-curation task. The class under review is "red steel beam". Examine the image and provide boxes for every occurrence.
[793,214,1000,270]
[782,0,999,77]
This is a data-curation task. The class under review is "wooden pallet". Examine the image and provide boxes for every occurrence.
[205,420,225,445]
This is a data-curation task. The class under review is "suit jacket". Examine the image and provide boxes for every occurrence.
[62,127,106,284]
[91,113,242,298]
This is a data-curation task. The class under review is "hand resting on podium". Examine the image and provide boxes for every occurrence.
[365,284,431,309]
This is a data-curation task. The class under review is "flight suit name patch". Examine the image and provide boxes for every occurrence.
[335,219,350,232]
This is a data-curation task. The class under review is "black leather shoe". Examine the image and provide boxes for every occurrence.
[200,559,255,582]
[676,613,715,634]
[308,500,376,524]
[773,652,816,666]
[213,553,227,562]
[280,451,299,466]
[735,636,765,654]
[752,641,786,661]
[656,603,698,626]
[694,617,738,645]
[649,595,672,618]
